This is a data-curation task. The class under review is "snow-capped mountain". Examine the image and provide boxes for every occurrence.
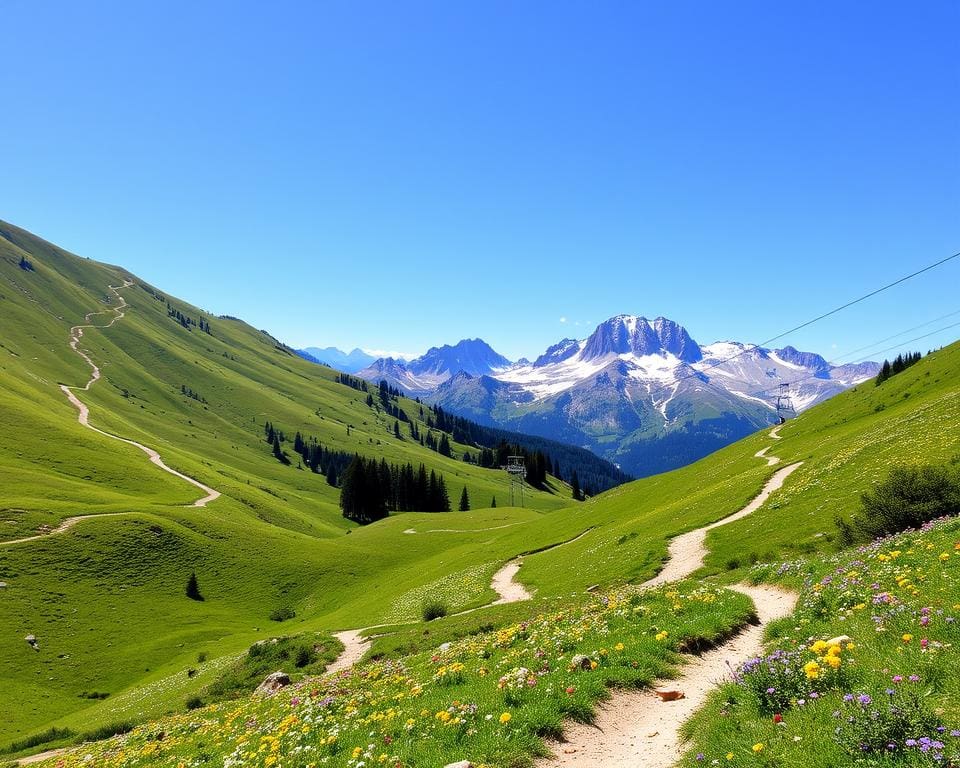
[357,315,879,477]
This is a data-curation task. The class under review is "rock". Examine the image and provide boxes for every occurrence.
[438,642,452,652]
[25,634,39,651]
[570,654,593,670]
[827,634,851,646]
[254,671,291,696]
[443,762,472,768]
[585,584,600,593]
[654,689,685,701]
[0,581,7,588]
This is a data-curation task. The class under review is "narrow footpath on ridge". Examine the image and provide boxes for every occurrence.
[4,282,221,549]
[59,280,220,508]
[535,425,801,767]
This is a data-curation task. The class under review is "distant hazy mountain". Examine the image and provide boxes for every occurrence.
[300,346,377,373]
[358,315,879,477]
[357,339,511,395]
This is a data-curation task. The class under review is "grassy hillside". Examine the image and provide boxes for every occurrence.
[2,219,958,762]
[19,337,960,767]
[0,221,578,743]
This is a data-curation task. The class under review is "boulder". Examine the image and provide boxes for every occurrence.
[25,634,39,651]
[443,762,472,768]
[570,654,592,670]
[254,671,291,696]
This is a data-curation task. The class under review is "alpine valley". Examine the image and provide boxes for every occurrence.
[355,316,879,477]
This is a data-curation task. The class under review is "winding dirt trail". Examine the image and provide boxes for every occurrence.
[0,514,130,548]
[5,283,223,548]
[58,282,220,508]
[326,558,534,673]
[536,427,801,767]
[536,584,796,767]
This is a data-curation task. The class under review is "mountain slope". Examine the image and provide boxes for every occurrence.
[18,313,960,768]
[365,315,877,476]
[0,220,580,744]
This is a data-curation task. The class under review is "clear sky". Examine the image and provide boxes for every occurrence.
[2,1,958,363]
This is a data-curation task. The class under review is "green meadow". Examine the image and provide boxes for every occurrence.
[1,219,959,766]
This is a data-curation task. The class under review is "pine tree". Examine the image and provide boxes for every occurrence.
[571,471,582,501]
[459,486,470,511]
[394,420,401,439]
[438,433,452,457]
[339,456,365,522]
[186,572,203,601]
[326,462,338,487]
[437,475,450,512]
[490,496,496,508]
[272,433,289,465]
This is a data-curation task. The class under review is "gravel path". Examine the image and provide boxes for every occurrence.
[537,428,801,767]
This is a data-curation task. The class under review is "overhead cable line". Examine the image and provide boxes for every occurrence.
[678,249,960,384]
[745,319,960,398]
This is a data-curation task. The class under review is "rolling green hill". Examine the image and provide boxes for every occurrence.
[0,221,582,743]
[2,219,958,765]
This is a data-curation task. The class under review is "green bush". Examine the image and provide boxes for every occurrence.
[850,462,960,540]
[205,634,341,701]
[269,606,296,622]
[185,695,204,710]
[422,599,448,621]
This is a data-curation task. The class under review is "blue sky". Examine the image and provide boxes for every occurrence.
[2,1,957,362]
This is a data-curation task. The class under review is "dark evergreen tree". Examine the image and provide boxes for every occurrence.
[490,496,496,508]
[571,470,582,501]
[438,433,452,457]
[459,486,470,511]
[186,572,203,601]
[394,420,401,439]
[272,433,289,465]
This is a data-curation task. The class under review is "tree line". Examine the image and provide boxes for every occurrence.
[339,455,452,523]
[263,420,353,486]
[167,303,213,334]
[875,351,923,386]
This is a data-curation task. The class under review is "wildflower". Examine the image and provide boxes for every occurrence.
[773,713,783,723]
[803,660,821,679]
[752,743,764,753]
[499,712,512,725]
[902,633,913,643]
[726,753,734,760]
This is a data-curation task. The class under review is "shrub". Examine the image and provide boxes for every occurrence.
[77,722,133,743]
[851,463,960,540]
[269,606,296,622]
[185,696,204,710]
[422,599,448,621]
[0,727,75,754]
[294,645,315,668]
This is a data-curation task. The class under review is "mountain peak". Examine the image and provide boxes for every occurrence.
[580,315,702,363]
[409,338,511,377]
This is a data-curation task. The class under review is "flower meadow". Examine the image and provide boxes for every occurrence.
[34,583,753,768]
[684,517,960,766]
